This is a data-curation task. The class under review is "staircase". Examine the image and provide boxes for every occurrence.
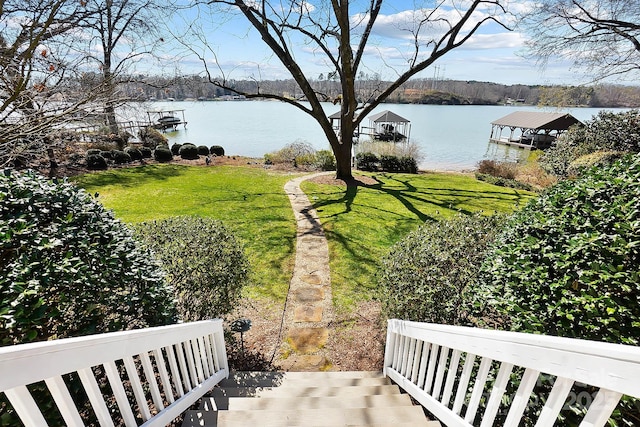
[181,371,440,427]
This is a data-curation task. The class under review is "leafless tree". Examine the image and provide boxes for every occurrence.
[520,0,640,82]
[180,0,510,180]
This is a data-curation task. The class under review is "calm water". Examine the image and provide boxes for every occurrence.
[136,101,619,171]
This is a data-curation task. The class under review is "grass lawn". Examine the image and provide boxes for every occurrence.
[301,171,535,310]
[74,164,303,301]
[75,165,535,310]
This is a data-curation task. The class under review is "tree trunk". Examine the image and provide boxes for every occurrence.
[334,131,354,181]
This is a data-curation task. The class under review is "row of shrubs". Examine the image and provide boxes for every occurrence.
[355,152,418,173]
[86,144,226,170]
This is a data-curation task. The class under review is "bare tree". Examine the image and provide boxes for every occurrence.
[181,0,509,180]
[0,0,105,168]
[520,0,640,82]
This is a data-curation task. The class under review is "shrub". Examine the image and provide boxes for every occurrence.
[265,141,315,166]
[138,126,168,149]
[380,154,400,172]
[473,154,640,345]
[86,154,108,170]
[135,216,249,321]
[210,145,225,156]
[100,150,113,160]
[139,146,152,159]
[314,150,336,171]
[477,159,517,179]
[0,169,176,346]
[111,150,132,165]
[124,146,142,161]
[197,145,210,156]
[378,214,503,325]
[399,156,418,173]
[170,143,182,155]
[86,148,101,156]
[153,146,173,162]
[179,143,199,160]
[475,173,534,191]
[566,150,624,177]
[355,152,378,171]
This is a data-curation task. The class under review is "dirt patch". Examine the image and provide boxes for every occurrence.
[307,173,378,186]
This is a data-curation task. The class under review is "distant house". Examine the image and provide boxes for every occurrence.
[489,111,582,149]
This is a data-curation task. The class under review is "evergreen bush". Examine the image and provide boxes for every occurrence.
[153,146,173,162]
[0,169,176,346]
[170,143,182,155]
[124,146,142,161]
[111,150,132,164]
[378,214,503,325]
[135,216,249,321]
[86,154,108,170]
[197,145,210,156]
[210,145,225,156]
[179,143,199,160]
[100,150,113,160]
[355,152,379,171]
[86,148,101,156]
[139,146,152,159]
[314,150,336,171]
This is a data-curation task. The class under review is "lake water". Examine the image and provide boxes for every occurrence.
[137,101,620,171]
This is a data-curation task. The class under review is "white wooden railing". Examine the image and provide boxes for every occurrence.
[0,320,228,427]
[384,319,640,427]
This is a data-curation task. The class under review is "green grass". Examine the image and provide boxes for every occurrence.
[74,165,302,301]
[301,171,535,310]
[75,165,535,310]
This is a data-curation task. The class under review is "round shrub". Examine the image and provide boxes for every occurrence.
[86,154,108,170]
[356,152,379,171]
[153,146,173,162]
[378,214,503,325]
[314,149,336,171]
[210,145,225,156]
[100,150,113,160]
[135,216,249,321]
[111,150,132,165]
[197,145,210,156]
[0,169,176,346]
[86,148,101,156]
[170,143,182,155]
[474,155,640,345]
[179,143,199,160]
[139,146,152,159]
[124,146,142,161]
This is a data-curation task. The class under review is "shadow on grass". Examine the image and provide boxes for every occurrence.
[73,164,188,188]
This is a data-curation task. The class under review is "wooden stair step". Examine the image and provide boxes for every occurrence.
[223,393,415,411]
[219,375,390,389]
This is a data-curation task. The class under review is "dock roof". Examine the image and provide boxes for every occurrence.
[368,110,410,123]
[491,111,581,130]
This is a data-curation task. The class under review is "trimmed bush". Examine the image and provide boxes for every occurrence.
[355,152,378,171]
[135,216,249,321]
[153,146,173,162]
[314,150,336,171]
[0,169,176,346]
[139,146,152,159]
[179,143,199,160]
[86,148,101,156]
[124,146,142,161]
[86,154,108,170]
[473,155,640,345]
[100,150,113,160]
[399,156,418,173]
[210,145,225,156]
[378,214,503,325]
[380,155,400,172]
[197,145,210,156]
[170,143,182,155]
[112,150,132,165]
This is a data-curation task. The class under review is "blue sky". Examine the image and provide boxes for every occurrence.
[164,0,584,86]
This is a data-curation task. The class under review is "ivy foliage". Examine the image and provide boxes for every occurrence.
[135,216,249,321]
[378,213,504,325]
[0,170,176,346]
[474,155,640,345]
[540,109,640,177]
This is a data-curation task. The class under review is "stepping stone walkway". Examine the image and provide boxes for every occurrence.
[280,172,334,371]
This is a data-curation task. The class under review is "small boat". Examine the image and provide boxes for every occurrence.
[156,115,181,130]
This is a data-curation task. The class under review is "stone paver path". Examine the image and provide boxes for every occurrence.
[280,172,334,371]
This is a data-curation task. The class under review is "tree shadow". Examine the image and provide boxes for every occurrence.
[73,164,188,188]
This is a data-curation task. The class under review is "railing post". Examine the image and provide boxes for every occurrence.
[383,319,396,376]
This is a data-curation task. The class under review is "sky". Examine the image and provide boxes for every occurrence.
[162,0,588,87]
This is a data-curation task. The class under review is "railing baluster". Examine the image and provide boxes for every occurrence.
[103,360,138,427]
[184,340,199,387]
[416,342,431,389]
[77,367,115,427]
[175,342,192,391]
[536,376,575,427]
[452,352,476,415]
[44,375,84,427]
[480,361,514,427]
[383,327,397,375]
[404,338,416,377]
[3,385,48,427]
[202,334,215,375]
[123,356,152,421]
[213,328,229,374]
[392,331,402,370]
[140,351,164,412]
[190,339,205,383]
[580,389,623,427]
[197,336,211,378]
[441,349,462,407]
[465,356,493,423]
[504,368,540,426]
[410,340,423,384]
[432,346,450,400]
[398,335,408,374]
[153,348,175,404]
[165,344,185,397]
[424,344,440,394]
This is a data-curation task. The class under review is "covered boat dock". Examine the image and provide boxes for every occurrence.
[367,110,411,142]
[489,111,581,149]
